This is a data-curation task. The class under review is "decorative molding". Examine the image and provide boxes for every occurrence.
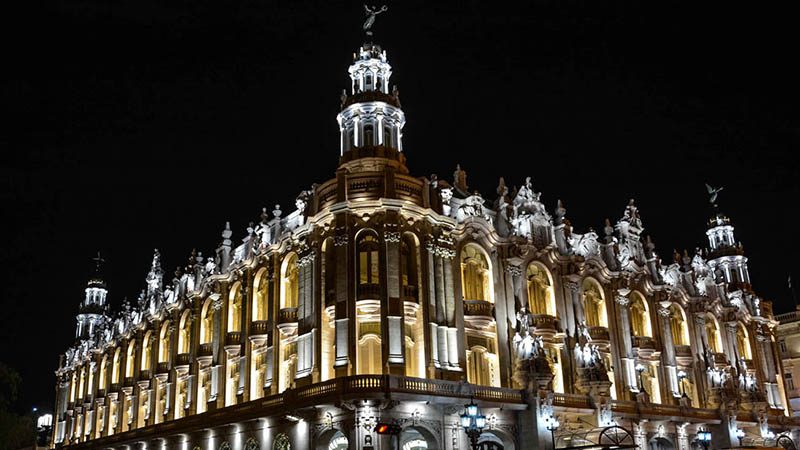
[384,231,401,243]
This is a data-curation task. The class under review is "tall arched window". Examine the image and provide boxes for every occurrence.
[281,254,299,309]
[112,347,121,384]
[200,299,214,345]
[527,263,555,316]
[460,244,493,303]
[357,234,380,287]
[630,292,652,337]
[227,282,242,332]
[125,340,136,378]
[400,235,419,291]
[582,278,607,327]
[158,322,171,363]
[705,316,722,353]
[178,311,191,354]
[99,355,108,390]
[69,372,77,402]
[141,332,152,371]
[737,323,752,360]
[253,268,269,321]
[669,304,689,346]
[78,368,85,400]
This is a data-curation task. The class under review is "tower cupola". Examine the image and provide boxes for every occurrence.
[75,252,109,340]
[336,6,406,171]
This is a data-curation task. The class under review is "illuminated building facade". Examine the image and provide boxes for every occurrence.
[52,33,800,450]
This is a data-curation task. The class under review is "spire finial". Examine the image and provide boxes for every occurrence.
[363,4,388,37]
[92,251,105,271]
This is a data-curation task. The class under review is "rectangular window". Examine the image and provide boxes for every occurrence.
[786,373,794,390]
[780,340,787,353]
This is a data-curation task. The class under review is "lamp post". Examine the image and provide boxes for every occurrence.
[696,428,712,450]
[735,428,745,447]
[460,399,486,450]
[546,415,560,450]
[636,363,647,394]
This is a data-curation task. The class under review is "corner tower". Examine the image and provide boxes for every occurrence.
[75,253,109,340]
[704,185,751,289]
[336,38,406,173]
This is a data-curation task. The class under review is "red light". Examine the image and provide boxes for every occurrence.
[376,424,389,434]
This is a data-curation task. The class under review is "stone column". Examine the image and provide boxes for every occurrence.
[384,230,405,375]
[334,230,351,377]
[657,305,679,399]
[615,289,636,393]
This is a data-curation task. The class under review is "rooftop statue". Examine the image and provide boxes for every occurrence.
[363,5,388,35]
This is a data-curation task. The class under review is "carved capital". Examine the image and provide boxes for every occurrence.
[657,307,670,318]
[384,231,401,243]
[565,280,580,293]
[505,265,522,278]
[333,234,349,247]
[694,315,706,325]
[615,295,630,307]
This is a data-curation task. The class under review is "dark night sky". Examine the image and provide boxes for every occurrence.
[2,0,799,413]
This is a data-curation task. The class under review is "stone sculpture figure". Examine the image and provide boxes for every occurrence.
[363,5,388,33]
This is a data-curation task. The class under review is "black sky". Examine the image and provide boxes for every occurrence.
[2,0,799,413]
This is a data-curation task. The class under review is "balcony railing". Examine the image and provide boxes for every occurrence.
[712,352,728,366]
[155,362,170,374]
[402,285,418,302]
[176,353,191,367]
[123,377,136,388]
[225,331,242,346]
[358,283,382,300]
[250,320,270,337]
[588,326,610,341]
[138,370,151,381]
[633,335,656,350]
[277,308,298,324]
[532,314,558,330]
[463,299,494,317]
[198,343,213,357]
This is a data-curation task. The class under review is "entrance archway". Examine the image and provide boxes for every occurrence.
[649,437,675,450]
[478,432,505,449]
[400,426,440,450]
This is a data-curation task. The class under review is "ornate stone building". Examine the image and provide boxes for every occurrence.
[52,29,800,450]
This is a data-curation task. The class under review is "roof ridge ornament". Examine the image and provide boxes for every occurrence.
[363,4,388,37]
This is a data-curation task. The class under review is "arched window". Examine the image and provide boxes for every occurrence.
[466,344,499,387]
[527,263,555,316]
[327,431,349,450]
[400,235,419,291]
[69,372,77,402]
[705,316,722,353]
[227,282,242,332]
[364,124,374,146]
[112,347,121,384]
[141,332,152,371]
[630,292,652,337]
[357,233,380,287]
[582,278,608,328]
[178,311,191,354]
[383,125,393,147]
[460,244,493,303]
[78,368,85,400]
[158,321,171,363]
[737,323,752,360]
[281,254,299,309]
[125,340,136,378]
[99,355,108,390]
[200,299,214,345]
[253,268,269,321]
[358,334,382,375]
[669,304,689,346]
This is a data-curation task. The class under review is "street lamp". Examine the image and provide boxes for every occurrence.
[735,428,745,447]
[696,428,712,450]
[460,399,486,450]
[546,415,561,449]
[635,363,647,394]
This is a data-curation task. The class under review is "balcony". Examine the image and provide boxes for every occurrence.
[96,389,105,398]
[531,314,559,338]
[633,335,657,359]
[175,353,191,374]
[197,343,213,367]
[249,320,270,346]
[588,326,610,349]
[463,300,494,330]
[712,352,729,366]
[358,283,382,300]
[225,331,243,356]
[156,361,170,375]
[402,285,418,302]
[123,377,136,388]
[109,383,120,394]
[675,345,693,366]
[277,307,298,337]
